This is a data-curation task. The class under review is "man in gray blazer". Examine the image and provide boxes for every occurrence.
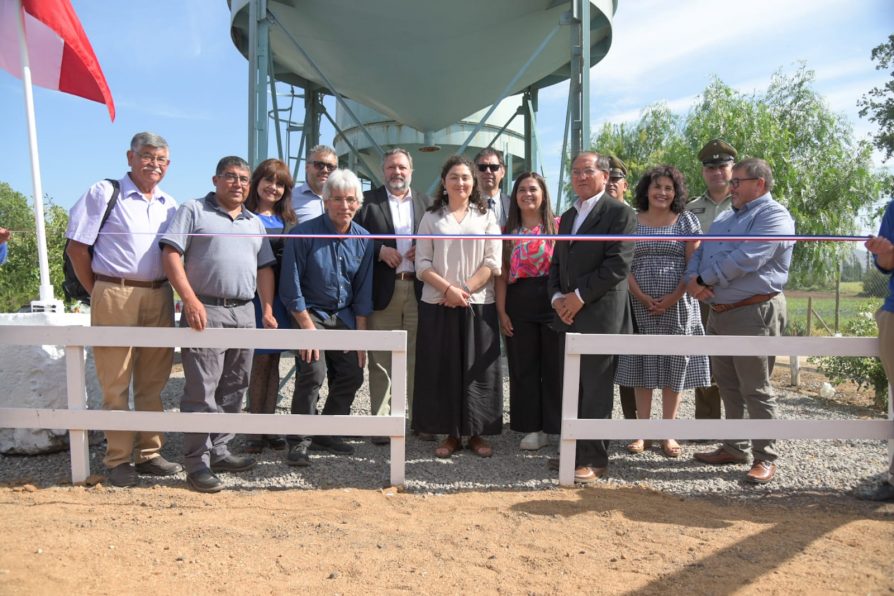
[355,148,432,441]
[549,151,637,484]
[474,147,511,228]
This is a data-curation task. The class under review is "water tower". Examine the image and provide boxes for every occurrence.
[228,0,617,202]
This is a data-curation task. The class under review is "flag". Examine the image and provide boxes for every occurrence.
[0,0,115,120]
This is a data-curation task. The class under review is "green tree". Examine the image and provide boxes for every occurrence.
[586,64,887,287]
[0,182,69,312]
[858,34,894,162]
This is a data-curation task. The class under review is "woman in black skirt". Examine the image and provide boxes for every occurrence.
[412,155,503,458]
[494,172,561,451]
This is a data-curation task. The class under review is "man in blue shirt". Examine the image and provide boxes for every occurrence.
[0,227,8,265]
[685,158,795,485]
[280,168,374,466]
[863,201,894,501]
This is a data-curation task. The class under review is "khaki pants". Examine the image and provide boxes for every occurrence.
[875,308,894,479]
[91,281,174,468]
[368,280,418,420]
[694,300,722,419]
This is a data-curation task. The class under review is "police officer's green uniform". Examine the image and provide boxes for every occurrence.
[686,139,737,421]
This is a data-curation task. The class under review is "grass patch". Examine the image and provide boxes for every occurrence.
[786,295,881,335]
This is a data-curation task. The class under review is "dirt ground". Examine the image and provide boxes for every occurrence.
[0,483,891,594]
[2,362,891,594]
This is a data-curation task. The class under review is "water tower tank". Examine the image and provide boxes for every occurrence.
[228,0,617,183]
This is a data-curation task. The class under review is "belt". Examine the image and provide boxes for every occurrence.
[95,274,167,289]
[395,272,416,281]
[196,295,252,307]
[711,292,779,313]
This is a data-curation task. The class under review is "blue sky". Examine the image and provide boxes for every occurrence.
[1,0,892,213]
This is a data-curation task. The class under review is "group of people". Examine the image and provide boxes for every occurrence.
[63,131,893,499]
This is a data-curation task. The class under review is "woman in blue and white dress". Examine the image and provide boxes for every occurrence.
[243,159,297,453]
[615,165,710,458]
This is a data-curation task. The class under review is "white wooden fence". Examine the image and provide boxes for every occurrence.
[1,326,892,490]
[0,325,408,485]
[558,334,894,486]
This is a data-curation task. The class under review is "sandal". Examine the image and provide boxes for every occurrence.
[626,439,652,454]
[661,439,682,458]
[435,436,461,458]
[467,435,493,458]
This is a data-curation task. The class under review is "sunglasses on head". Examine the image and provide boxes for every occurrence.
[477,163,501,172]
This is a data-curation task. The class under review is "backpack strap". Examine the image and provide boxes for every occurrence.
[96,178,121,236]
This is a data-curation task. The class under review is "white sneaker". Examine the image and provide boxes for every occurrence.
[519,431,549,451]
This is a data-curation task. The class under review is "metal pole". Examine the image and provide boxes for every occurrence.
[14,0,56,307]
[268,53,283,161]
[247,0,270,167]
[580,0,591,149]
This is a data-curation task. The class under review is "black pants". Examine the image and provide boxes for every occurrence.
[506,277,561,434]
[287,313,362,445]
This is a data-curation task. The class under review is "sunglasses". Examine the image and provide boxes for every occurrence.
[312,161,337,172]
[477,163,501,173]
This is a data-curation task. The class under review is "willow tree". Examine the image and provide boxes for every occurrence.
[588,64,886,287]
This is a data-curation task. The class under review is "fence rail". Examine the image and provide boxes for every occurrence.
[0,326,891,491]
[558,333,894,486]
[0,325,408,486]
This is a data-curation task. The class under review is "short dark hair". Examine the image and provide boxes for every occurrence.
[633,165,688,213]
[215,155,250,176]
[473,147,505,166]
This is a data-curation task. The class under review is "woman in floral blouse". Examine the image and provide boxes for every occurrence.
[495,172,561,452]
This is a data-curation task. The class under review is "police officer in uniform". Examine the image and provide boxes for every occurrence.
[604,154,638,421]
[685,139,737,423]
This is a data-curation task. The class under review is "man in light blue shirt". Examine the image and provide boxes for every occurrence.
[292,144,338,223]
[685,158,794,486]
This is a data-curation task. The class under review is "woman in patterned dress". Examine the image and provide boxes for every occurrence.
[614,166,710,458]
[495,172,561,451]
[243,159,297,453]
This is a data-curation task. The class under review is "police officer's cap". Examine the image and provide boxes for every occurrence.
[608,155,628,179]
[698,139,737,166]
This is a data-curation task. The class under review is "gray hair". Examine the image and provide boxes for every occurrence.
[323,168,364,206]
[574,151,610,172]
[215,155,250,176]
[308,144,337,160]
[734,158,774,192]
[130,132,168,152]
[383,147,413,170]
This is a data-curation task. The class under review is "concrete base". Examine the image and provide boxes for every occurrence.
[0,312,103,454]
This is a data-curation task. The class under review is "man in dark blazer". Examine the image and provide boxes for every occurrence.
[474,147,511,228]
[355,148,431,442]
[548,151,637,484]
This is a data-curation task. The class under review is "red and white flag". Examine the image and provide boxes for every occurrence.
[0,0,114,120]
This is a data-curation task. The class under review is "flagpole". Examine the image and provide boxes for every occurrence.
[15,0,59,310]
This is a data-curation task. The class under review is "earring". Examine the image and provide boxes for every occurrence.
[442,189,447,195]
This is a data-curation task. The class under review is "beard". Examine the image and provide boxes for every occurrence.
[387,177,408,193]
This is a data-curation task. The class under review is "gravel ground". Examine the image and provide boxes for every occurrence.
[0,354,889,503]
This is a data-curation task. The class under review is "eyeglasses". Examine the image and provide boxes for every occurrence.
[477,163,502,173]
[571,168,605,178]
[729,177,759,189]
[221,172,250,185]
[312,161,338,172]
[137,152,169,166]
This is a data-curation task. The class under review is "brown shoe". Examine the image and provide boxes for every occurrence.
[467,435,493,458]
[574,466,606,484]
[694,447,747,465]
[746,460,776,484]
[434,436,461,459]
